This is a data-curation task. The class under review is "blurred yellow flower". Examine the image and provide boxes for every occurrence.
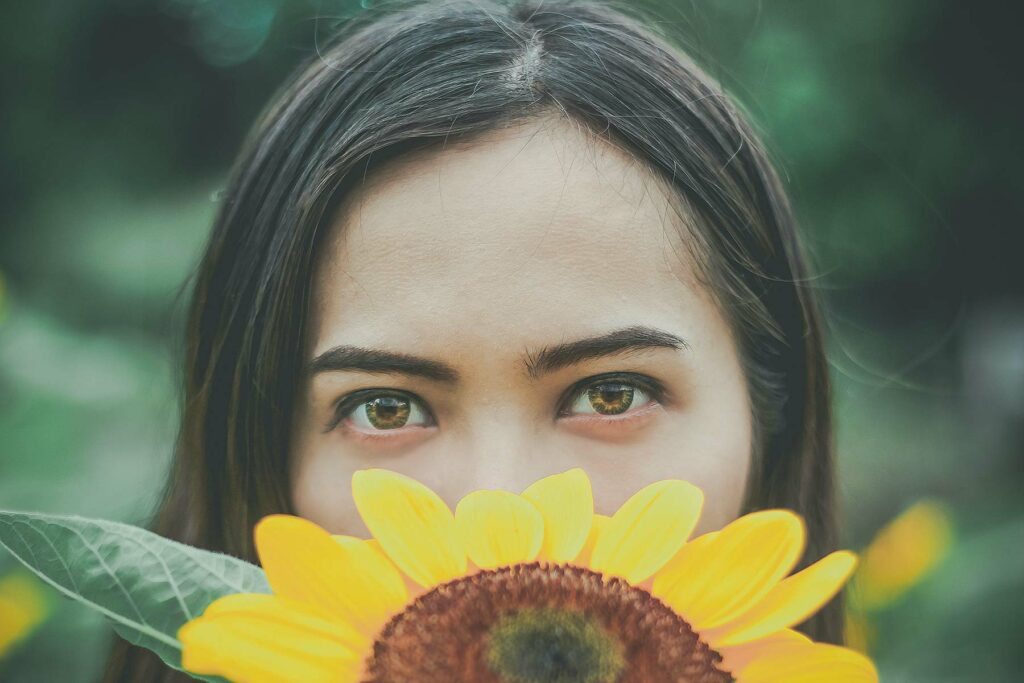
[844,609,875,655]
[179,468,877,683]
[0,571,51,659]
[853,500,954,611]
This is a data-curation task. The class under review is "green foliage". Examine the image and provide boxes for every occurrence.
[0,511,269,679]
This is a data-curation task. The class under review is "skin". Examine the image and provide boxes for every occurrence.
[290,115,752,540]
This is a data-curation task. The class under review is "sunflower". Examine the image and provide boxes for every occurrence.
[178,469,877,683]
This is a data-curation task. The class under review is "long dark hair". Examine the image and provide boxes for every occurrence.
[103,1,839,680]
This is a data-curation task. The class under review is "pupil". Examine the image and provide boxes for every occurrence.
[366,396,411,429]
[588,384,634,415]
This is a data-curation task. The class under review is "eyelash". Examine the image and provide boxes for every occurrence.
[324,372,669,434]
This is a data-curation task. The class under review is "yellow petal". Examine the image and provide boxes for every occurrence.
[844,609,874,654]
[590,480,703,584]
[352,469,467,587]
[705,550,858,647]
[454,490,544,568]
[650,529,719,601]
[737,642,879,683]
[521,468,594,563]
[201,593,367,651]
[255,515,408,638]
[717,629,810,678]
[179,596,365,683]
[652,510,805,629]
[335,536,410,634]
[573,514,610,568]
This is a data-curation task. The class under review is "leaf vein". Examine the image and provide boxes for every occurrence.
[0,521,181,651]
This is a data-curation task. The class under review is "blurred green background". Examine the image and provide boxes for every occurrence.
[0,0,1021,681]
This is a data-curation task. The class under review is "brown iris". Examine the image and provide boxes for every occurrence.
[364,396,411,429]
[587,384,634,415]
[362,563,733,683]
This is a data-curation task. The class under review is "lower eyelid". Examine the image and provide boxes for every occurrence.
[560,399,663,426]
[337,407,659,446]
[339,421,437,444]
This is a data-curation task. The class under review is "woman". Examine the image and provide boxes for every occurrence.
[104,0,839,679]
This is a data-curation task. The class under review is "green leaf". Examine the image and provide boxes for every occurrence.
[0,510,269,679]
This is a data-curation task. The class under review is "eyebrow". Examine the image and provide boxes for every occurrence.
[306,325,689,382]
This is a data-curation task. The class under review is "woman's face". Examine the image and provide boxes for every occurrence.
[291,116,752,539]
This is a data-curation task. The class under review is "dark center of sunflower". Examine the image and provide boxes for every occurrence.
[487,608,623,683]
[361,562,733,683]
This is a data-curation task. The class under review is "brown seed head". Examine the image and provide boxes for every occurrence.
[363,562,733,683]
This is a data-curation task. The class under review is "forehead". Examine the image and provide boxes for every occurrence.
[312,116,707,353]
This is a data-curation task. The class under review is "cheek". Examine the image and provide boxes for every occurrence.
[588,427,750,531]
[290,432,372,538]
[586,378,752,536]
[676,391,753,535]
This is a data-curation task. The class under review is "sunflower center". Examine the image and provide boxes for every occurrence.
[362,562,733,683]
[486,608,624,683]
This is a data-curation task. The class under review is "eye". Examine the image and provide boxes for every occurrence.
[327,390,434,434]
[558,373,665,418]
